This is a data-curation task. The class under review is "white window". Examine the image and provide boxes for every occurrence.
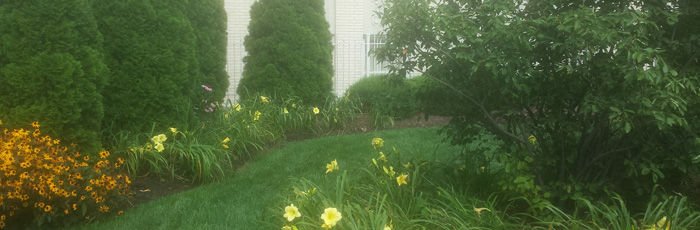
[364,34,389,76]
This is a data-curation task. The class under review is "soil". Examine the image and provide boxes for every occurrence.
[330,113,451,135]
[125,113,451,208]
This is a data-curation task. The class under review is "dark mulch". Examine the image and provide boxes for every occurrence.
[127,175,195,207]
[125,113,451,208]
[330,113,451,135]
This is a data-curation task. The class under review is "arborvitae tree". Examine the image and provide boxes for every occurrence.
[238,0,333,106]
[294,0,334,86]
[186,0,229,105]
[0,0,108,153]
[93,0,200,133]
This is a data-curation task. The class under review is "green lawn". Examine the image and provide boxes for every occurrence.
[69,127,460,230]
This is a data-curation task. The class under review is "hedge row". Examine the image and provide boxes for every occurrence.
[0,0,229,152]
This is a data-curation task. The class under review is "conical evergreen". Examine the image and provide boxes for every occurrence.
[186,0,229,105]
[94,0,200,133]
[0,0,108,153]
[238,0,333,106]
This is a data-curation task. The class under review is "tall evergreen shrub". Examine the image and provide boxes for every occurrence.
[186,0,229,105]
[93,0,200,133]
[238,0,333,106]
[0,0,107,153]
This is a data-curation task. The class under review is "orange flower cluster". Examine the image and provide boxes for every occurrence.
[0,121,131,228]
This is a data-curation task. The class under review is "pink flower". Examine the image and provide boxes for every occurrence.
[201,85,212,91]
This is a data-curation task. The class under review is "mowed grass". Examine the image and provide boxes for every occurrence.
[68,127,461,230]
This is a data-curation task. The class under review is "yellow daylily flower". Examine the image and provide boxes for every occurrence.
[283,204,301,222]
[222,137,230,143]
[474,207,491,218]
[379,152,387,162]
[151,134,167,144]
[261,96,269,103]
[385,220,393,230]
[320,208,342,228]
[234,104,242,111]
[372,138,384,149]
[313,107,320,114]
[284,108,289,114]
[154,143,164,152]
[648,216,670,230]
[383,166,395,177]
[254,111,261,121]
[326,160,339,174]
[396,173,408,186]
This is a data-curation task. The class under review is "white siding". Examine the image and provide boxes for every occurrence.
[223,0,254,101]
[333,0,365,96]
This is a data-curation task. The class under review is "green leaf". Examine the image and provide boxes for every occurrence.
[636,52,644,63]
[624,122,631,133]
[514,175,528,184]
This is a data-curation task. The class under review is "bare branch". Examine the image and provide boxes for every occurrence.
[426,75,528,145]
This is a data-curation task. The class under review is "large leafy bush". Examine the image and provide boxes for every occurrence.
[378,0,700,206]
[237,0,334,106]
[0,0,108,153]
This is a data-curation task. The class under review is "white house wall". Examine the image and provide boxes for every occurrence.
[223,0,254,102]
[224,0,385,102]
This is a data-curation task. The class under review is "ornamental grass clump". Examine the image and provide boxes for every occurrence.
[0,121,131,229]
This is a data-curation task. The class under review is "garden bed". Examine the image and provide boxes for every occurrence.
[127,113,451,207]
